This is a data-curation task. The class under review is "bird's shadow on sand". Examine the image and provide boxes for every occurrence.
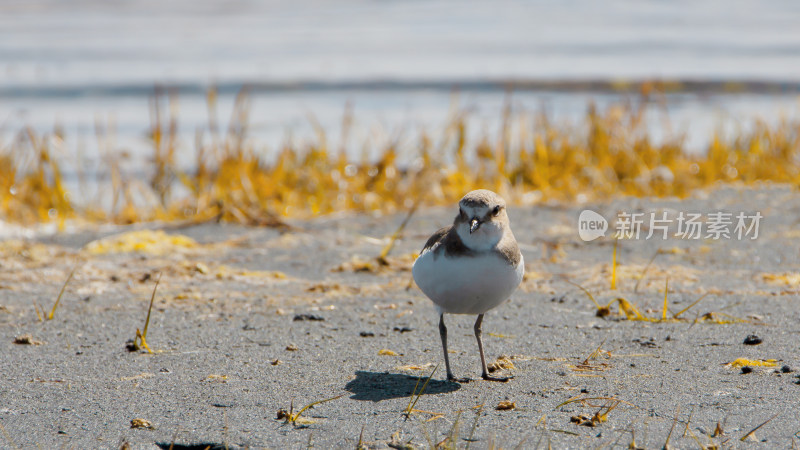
[345,371,460,402]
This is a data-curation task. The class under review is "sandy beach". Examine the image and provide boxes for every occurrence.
[1,185,799,448]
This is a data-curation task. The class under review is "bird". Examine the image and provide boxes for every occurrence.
[412,189,524,382]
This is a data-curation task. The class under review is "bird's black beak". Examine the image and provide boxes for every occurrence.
[469,218,481,234]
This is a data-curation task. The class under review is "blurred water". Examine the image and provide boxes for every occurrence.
[3,0,800,87]
[1,0,800,177]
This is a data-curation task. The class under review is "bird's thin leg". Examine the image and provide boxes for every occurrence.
[440,314,469,383]
[475,314,512,382]
[439,314,455,381]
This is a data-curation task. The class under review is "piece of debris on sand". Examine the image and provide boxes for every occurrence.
[13,334,45,345]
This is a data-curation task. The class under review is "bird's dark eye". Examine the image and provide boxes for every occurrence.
[492,206,501,216]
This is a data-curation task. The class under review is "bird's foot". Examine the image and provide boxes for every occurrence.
[481,374,513,382]
[446,374,472,383]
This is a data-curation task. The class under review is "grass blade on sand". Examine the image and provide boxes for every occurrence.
[403,364,438,420]
[130,273,161,353]
[48,266,78,320]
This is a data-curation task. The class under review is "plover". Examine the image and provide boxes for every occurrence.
[412,189,524,382]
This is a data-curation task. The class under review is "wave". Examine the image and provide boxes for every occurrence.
[3,78,800,99]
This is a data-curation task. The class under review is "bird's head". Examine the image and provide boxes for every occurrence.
[454,189,510,250]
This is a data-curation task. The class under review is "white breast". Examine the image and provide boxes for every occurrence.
[412,250,524,315]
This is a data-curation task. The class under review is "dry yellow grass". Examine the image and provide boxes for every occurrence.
[2,88,799,227]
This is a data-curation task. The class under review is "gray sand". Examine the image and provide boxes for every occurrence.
[1,186,799,449]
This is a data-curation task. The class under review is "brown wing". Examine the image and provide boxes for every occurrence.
[420,225,477,259]
[420,226,451,255]
[496,233,522,265]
